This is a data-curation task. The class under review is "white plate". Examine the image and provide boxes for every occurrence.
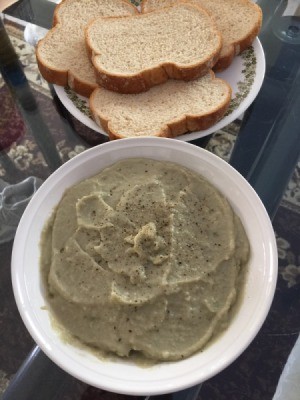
[12,138,277,396]
[54,38,265,141]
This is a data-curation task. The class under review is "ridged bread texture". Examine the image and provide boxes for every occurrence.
[142,0,262,71]
[36,0,137,97]
[89,71,232,139]
[85,3,222,94]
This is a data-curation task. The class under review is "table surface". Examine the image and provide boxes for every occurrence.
[0,1,300,399]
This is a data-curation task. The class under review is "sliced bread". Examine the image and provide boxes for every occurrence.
[36,0,137,97]
[85,3,222,94]
[142,0,262,71]
[89,70,231,139]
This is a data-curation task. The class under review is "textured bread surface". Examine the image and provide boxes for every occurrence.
[89,71,231,139]
[36,0,137,97]
[142,0,262,71]
[85,3,222,94]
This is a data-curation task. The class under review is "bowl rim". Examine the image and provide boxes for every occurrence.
[11,137,278,395]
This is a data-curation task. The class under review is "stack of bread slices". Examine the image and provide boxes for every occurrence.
[36,0,262,140]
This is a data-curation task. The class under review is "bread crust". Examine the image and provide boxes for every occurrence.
[141,0,262,72]
[213,2,262,71]
[89,70,232,140]
[85,3,222,94]
[89,54,221,94]
[36,0,138,97]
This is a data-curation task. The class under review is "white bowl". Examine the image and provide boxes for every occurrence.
[12,137,277,395]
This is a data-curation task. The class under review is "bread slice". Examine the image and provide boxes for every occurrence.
[89,70,231,139]
[85,3,222,94]
[142,0,262,71]
[36,0,137,97]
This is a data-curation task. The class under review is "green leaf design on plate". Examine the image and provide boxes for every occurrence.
[64,86,92,118]
[130,0,141,6]
[225,46,257,116]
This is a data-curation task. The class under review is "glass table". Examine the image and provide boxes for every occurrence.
[0,1,299,399]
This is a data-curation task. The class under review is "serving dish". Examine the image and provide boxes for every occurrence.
[12,137,277,395]
[53,38,265,141]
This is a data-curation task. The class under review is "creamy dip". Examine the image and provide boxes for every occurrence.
[40,158,250,361]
